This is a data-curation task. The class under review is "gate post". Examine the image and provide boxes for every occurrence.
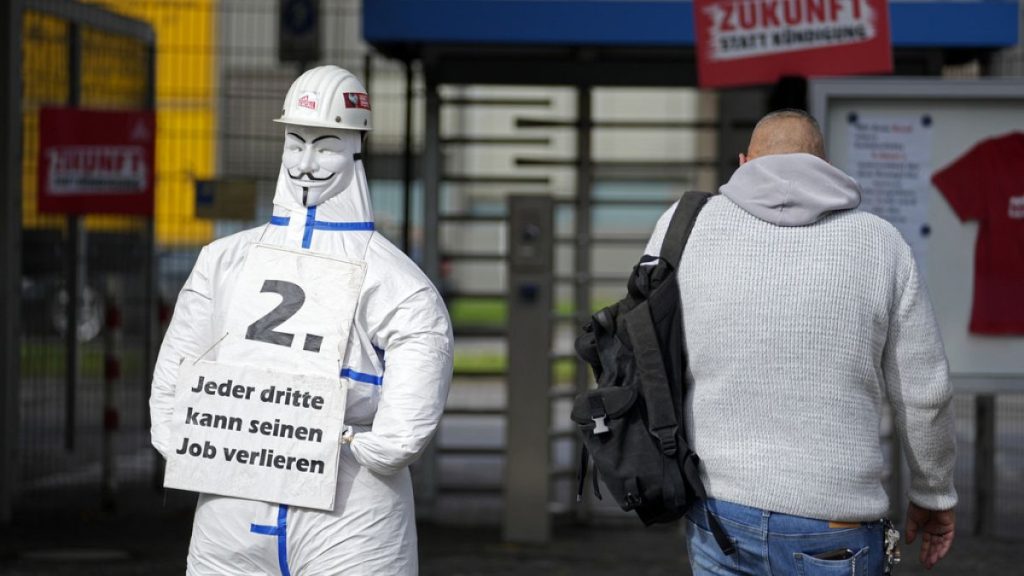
[0,0,23,525]
[503,195,554,543]
[974,394,996,536]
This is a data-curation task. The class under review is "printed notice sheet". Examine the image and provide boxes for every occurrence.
[846,113,934,274]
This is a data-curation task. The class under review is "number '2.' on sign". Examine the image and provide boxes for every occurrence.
[221,243,366,377]
[245,279,324,353]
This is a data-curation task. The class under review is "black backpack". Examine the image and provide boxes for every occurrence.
[571,191,733,554]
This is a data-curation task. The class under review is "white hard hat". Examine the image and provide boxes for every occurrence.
[274,65,372,131]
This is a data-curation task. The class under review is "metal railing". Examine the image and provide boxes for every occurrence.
[949,377,1024,538]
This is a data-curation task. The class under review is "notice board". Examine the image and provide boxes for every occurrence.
[810,78,1024,378]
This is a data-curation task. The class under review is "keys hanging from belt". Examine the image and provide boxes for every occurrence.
[882,518,901,574]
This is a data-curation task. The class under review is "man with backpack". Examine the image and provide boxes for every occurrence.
[641,110,957,574]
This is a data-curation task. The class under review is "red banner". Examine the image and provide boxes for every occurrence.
[693,0,892,88]
[38,107,155,215]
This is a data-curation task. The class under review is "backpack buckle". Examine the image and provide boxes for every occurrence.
[655,428,678,456]
[588,395,611,435]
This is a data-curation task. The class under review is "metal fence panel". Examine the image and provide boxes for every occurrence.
[19,3,156,510]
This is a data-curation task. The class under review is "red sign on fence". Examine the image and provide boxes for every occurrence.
[38,107,155,215]
[693,0,892,88]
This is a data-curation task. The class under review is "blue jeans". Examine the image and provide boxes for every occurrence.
[686,499,885,576]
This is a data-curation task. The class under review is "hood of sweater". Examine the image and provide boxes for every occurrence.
[719,153,861,226]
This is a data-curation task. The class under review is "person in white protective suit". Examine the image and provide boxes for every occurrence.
[150,65,453,576]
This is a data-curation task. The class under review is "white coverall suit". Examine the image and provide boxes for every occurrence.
[150,133,453,575]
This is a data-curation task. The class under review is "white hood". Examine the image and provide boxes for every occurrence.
[720,153,861,226]
[269,160,375,256]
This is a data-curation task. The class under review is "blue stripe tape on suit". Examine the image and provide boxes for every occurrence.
[269,215,373,233]
[249,504,291,576]
[341,367,384,386]
[301,206,316,248]
[313,221,374,231]
[276,505,290,576]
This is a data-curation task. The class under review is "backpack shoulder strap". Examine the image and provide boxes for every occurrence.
[659,191,713,267]
[626,191,712,455]
[624,300,678,455]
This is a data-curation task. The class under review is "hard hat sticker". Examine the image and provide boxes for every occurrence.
[343,92,371,110]
[298,91,318,111]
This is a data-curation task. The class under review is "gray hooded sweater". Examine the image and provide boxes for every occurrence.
[644,153,957,521]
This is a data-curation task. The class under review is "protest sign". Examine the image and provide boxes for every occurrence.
[165,244,367,509]
[220,243,367,377]
[165,361,346,510]
[38,107,155,214]
[694,0,892,88]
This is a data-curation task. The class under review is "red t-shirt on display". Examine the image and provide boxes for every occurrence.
[931,132,1024,335]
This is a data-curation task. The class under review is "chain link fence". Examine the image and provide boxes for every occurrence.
[19,2,155,511]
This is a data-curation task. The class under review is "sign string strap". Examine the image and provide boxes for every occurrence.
[337,226,374,444]
[192,332,230,365]
[257,223,273,243]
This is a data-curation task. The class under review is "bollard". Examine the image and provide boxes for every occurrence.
[503,196,554,543]
[101,292,122,511]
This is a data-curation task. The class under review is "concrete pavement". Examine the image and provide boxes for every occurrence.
[1,488,1021,575]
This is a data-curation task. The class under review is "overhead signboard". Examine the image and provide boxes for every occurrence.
[693,0,893,88]
[37,107,155,215]
[364,2,1017,51]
